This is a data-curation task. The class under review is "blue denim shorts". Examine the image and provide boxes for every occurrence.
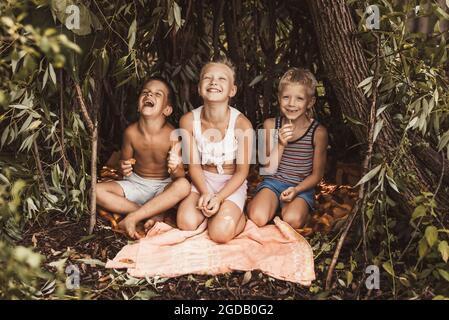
[255,178,315,210]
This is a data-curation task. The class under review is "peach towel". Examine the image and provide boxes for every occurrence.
[106,217,315,285]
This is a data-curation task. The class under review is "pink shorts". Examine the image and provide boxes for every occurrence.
[191,170,248,212]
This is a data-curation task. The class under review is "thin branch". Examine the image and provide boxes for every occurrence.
[74,83,94,133]
[58,69,69,199]
[325,33,381,291]
[32,139,50,194]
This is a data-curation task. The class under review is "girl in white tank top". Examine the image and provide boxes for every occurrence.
[176,59,253,244]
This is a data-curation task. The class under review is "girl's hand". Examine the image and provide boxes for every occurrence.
[280,187,298,203]
[120,158,135,177]
[167,142,182,174]
[202,194,223,217]
[197,193,215,212]
[278,123,294,146]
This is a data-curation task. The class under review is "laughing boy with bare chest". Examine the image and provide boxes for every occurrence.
[96,77,190,239]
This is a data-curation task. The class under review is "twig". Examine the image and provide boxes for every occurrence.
[325,33,381,291]
[74,83,94,134]
[74,81,99,234]
[32,139,50,194]
[58,69,70,200]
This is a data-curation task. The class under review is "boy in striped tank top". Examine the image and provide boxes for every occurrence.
[247,68,328,229]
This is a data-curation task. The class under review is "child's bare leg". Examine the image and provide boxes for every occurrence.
[247,188,278,227]
[119,178,190,239]
[177,192,205,230]
[280,197,310,229]
[96,181,140,213]
[208,201,245,244]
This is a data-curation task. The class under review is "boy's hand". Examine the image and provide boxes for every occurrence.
[167,142,182,174]
[120,158,135,177]
[280,187,298,203]
[278,123,294,146]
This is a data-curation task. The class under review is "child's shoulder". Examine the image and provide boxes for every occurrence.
[262,117,276,129]
[179,111,194,128]
[124,122,138,136]
[314,122,328,134]
[313,122,328,144]
[235,112,253,130]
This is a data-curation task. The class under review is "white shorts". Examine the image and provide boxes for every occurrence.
[115,172,171,205]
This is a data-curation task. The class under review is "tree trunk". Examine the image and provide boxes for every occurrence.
[306,0,448,212]
[260,0,276,119]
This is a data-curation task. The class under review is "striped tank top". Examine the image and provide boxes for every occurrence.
[272,116,319,185]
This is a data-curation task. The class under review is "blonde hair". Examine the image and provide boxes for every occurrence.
[200,56,236,84]
[278,67,317,97]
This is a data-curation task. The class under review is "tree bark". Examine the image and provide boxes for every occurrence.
[305,0,448,212]
[260,0,276,119]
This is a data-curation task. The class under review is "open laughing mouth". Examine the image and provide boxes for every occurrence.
[143,100,155,108]
[206,87,222,93]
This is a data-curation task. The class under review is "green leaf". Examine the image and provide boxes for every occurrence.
[425,226,438,247]
[133,289,159,300]
[357,76,373,88]
[173,1,182,27]
[435,6,449,20]
[382,261,395,277]
[399,276,411,287]
[437,269,449,282]
[1,126,9,148]
[19,114,33,134]
[346,271,353,286]
[75,258,105,267]
[205,278,215,288]
[411,205,427,221]
[406,117,418,130]
[418,238,428,259]
[27,120,42,131]
[49,63,57,85]
[355,164,382,187]
[249,74,264,87]
[433,295,449,300]
[128,19,137,50]
[373,119,384,142]
[386,174,399,193]
[438,130,449,152]
[438,241,449,263]
[43,67,49,89]
[44,192,58,204]
[376,105,388,117]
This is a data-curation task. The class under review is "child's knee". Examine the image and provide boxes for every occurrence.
[177,211,202,231]
[208,227,234,244]
[282,212,307,229]
[173,178,190,197]
[208,216,236,243]
[96,183,106,199]
[247,205,269,227]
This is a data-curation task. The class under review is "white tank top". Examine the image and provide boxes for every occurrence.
[192,106,240,174]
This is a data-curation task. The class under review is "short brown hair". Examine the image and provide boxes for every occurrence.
[141,76,175,106]
[278,67,317,97]
[200,56,236,83]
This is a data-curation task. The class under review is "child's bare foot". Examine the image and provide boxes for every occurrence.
[118,214,141,240]
[144,218,156,231]
[143,213,167,231]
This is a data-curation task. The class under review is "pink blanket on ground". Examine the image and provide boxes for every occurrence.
[106,217,315,285]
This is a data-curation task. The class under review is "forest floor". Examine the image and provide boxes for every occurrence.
[19,212,316,299]
[17,163,365,300]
